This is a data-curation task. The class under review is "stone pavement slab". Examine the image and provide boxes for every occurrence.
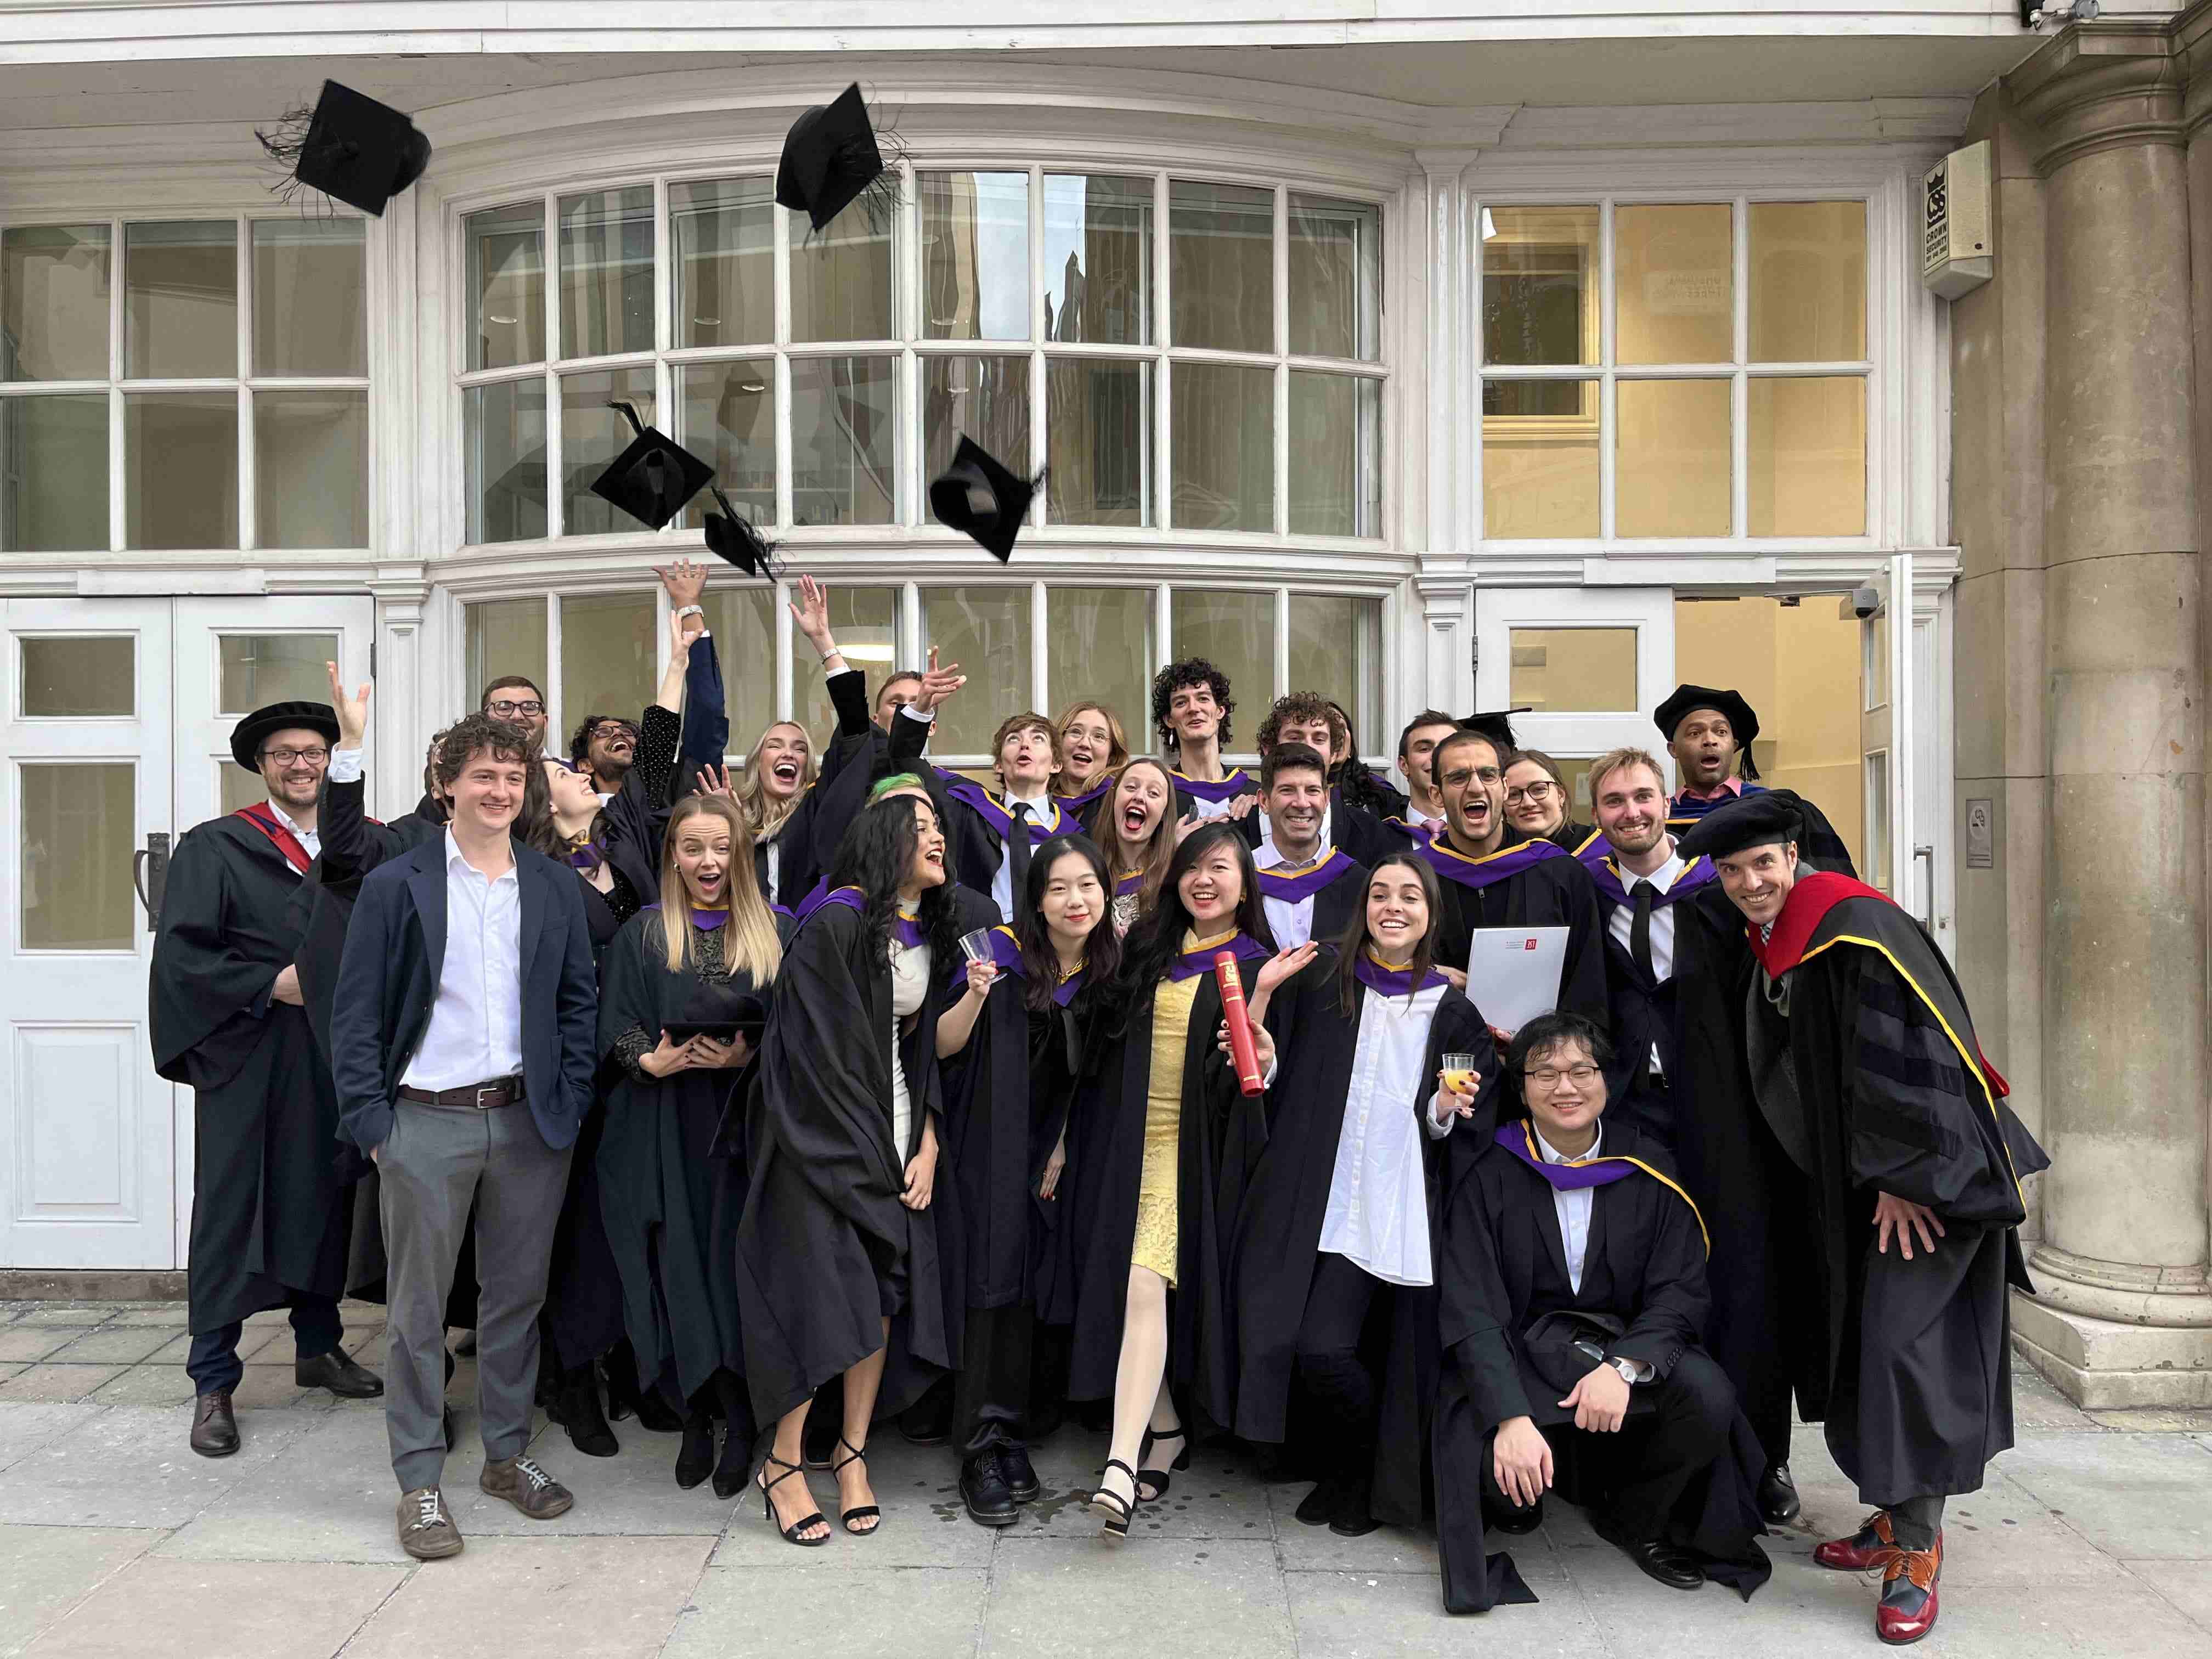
[0,1523,161,1656]
[1996,1432,2212,1559]
[22,1556,405,1659]
[2130,1558,2212,1632]
[1283,1548,1595,1658]
[0,1403,101,1473]
[0,1403,312,1528]
[983,1537,1293,1659]
[668,1565,988,1658]
[0,1366,126,1404]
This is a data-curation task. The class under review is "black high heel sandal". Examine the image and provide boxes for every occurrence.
[1090,1458,1138,1542]
[831,1437,881,1536]
[757,1453,829,1547]
[1138,1426,1190,1501]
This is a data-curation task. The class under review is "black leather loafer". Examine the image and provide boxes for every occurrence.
[296,1350,385,1399]
[961,1454,1019,1526]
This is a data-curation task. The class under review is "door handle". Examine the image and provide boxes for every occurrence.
[133,831,171,932]
[1913,844,1934,933]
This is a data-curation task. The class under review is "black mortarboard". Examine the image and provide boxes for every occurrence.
[229,701,339,772]
[589,403,713,532]
[1654,684,1760,780]
[1455,708,1529,753]
[703,485,782,580]
[775,83,891,233]
[929,437,1035,562]
[256,81,431,217]
[1675,790,1804,862]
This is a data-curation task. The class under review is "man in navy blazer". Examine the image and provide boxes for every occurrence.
[331,711,597,1561]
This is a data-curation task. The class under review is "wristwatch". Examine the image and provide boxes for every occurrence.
[1607,1356,1640,1385]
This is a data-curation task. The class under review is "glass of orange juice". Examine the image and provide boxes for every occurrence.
[1440,1052,1481,1098]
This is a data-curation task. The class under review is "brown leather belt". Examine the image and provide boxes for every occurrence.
[398,1075,524,1110]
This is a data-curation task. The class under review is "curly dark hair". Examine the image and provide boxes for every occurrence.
[1255,691,1333,755]
[826,792,963,968]
[1117,820,1275,995]
[567,713,637,768]
[1150,657,1235,754]
[432,712,535,792]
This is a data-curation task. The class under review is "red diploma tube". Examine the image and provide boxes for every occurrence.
[1214,950,1265,1097]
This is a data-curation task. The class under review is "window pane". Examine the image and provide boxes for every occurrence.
[791,356,895,526]
[255,390,366,548]
[22,637,133,718]
[704,586,776,757]
[466,598,548,712]
[1289,195,1379,362]
[468,202,546,371]
[125,392,236,550]
[1046,587,1155,739]
[1288,595,1382,752]
[219,633,338,712]
[1509,627,1637,712]
[1482,379,1599,539]
[467,378,549,544]
[2,225,110,381]
[1288,371,1379,538]
[1047,359,1151,527]
[922,355,1031,493]
[559,366,656,536]
[1171,590,1273,749]
[923,587,1034,754]
[1482,206,1597,367]
[922,172,1031,342]
[796,586,898,742]
[21,763,134,951]
[1171,362,1272,532]
[676,358,775,530]
[560,592,657,741]
[1043,174,1152,346]
[1751,201,1866,363]
[672,177,774,350]
[1617,379,1730,537]
[125,221,237,379]
[791,210,893,343]
[252,219,365,377]
[1170,180,1273,353]
[2,395,108,551]
[558,185,655,360]
[1616,204,1733,366]
[1749,376,1866,536]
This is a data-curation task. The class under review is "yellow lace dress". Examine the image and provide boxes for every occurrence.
[1131,929,1234,1285]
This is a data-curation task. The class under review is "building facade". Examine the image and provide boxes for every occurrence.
[0,1,2202,1406]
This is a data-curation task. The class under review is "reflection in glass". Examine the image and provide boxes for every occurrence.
[706,587,776,754]
[1288,371,1379,538]
[1170,180,1273,353]
[797,586,898,740]
[1749,376,1866,536]
[1482,206,1598,366]
[2,395,109,551]
[672,177,774,349]
[1043,174,1152,346]
[1482,379,1599,539]
[1046,587,1155,730]
[1288,195,1380,362]
[1750,201,1867,363]
[1288,595,1382,751]
[791,210,893,343]
[219,634,339,712]
[922,173,1030,342]
[1171,590,1273,743]
[561,592,657,736]
[21,763,134,951]
[922,356,1031,490]
[125,392,237,550]
[252,219,365,377]
[790,356,895,526]
[560,186,656,359]
[1508,627,1638,712]
[255,391,367,548]
[466,379,549,544]
[465,599,549,708]
[1616,204,1733,366]
[1171,361,1272,532]
[21,637,133,718]
[1616,379,1730,537]
[126,221,238,379]
[677,358,775,529]
[468,202,547,371]
[2,225,111,381]
[1047,359,1150,527]
[923,588,1032,755]
[560,368,656,536]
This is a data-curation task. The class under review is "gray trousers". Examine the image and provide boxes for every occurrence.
[379,1096,572,1492]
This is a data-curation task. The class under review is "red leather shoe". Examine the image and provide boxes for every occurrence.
[1874,1534,1942,1645]
[1813,1510,1895,1571]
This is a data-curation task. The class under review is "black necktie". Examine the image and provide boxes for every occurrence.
[1629,879,1656,983]
[1009,801,1032,898]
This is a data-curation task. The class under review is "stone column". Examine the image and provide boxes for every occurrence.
[1413,149,1482,720]
[2009,25,2212,1403]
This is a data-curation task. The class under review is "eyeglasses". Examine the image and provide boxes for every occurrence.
[1524,1064,1601,1088]
[1504,782,1557,805]
[261,746,329,766]
[588,721,640,741]
[486,699,544,716]
[1438,766,1502,789]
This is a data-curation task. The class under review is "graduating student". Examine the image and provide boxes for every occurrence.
[1251,743,1369,949]
[1417,729,1607,1025]
[1246,693,1391,866]
[1432,1012,1771,1615]
[1232,852,1496,1537]
[1094,757,1181,935]
[1053,701,1131,814]
[1324,698,1404,822]
[933,834,1122,1526]
[1677,793,2047,1645]
[1063,822,1286,1539]
[1503,751,1595,854]
[152,699,383,1459]
[1151,657,1260,820]
[1381,710,1460,845]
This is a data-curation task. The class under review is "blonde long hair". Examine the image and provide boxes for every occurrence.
[1053,699,1131,797]
[731,720,817,846]
[656,795,782,981]
[1099,755,1180,913]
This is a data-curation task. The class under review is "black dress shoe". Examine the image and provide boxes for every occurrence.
[1328,1474,1379,1538]
[296,1350,385,1399]
[898,1389,951,1447]
[1757,1463,1801,1525]
[631,1388,683,1434]
[549,1372,618,1458]
[1596,1518,1705,1591]
[1294,1476,1344,1528]
[996,1446,1040,1504]
[675,1413,716,1489]
[961,1454,1019,1526]
[190,1390,239,1458]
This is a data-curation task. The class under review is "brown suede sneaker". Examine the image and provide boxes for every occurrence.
[479,1455,573,1520]
[397,1486,463,1560]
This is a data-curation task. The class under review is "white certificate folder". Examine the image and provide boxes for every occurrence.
[1464,926,1569,1037]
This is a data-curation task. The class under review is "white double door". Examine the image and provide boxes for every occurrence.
[0,595,373,1271]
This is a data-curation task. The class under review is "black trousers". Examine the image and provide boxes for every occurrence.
[953,1302,1033,1458]
[1294,1254,1390,1475]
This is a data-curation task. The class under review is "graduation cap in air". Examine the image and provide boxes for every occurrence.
[1455,708,1530,753]
[928,437,1036,563]
[1654,684,1761,780]
[775,83,896,233]
[589,403,714,532]
[255,81,432,217]
[703,485,782,581]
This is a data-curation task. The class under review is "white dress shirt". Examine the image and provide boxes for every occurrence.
[1256,837,1328,949]
[400,829,525,1091]
[1534,1122,1602,1295]
[1317,981,1451,1286]
[264,799,322,861]
[1405,803,1443,836]
[990,789,1056,921]
[1604,843,1686,982]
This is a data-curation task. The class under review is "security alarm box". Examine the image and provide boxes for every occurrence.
[1923,142,1993,300]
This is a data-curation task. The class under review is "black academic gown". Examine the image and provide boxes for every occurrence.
[1231,961,1495,1525]
[1257,855,1369,951]
[151,815,351,1335]
[1237,792,1392,870]
[753,666,876,910]
[1424,836,1610,1027]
